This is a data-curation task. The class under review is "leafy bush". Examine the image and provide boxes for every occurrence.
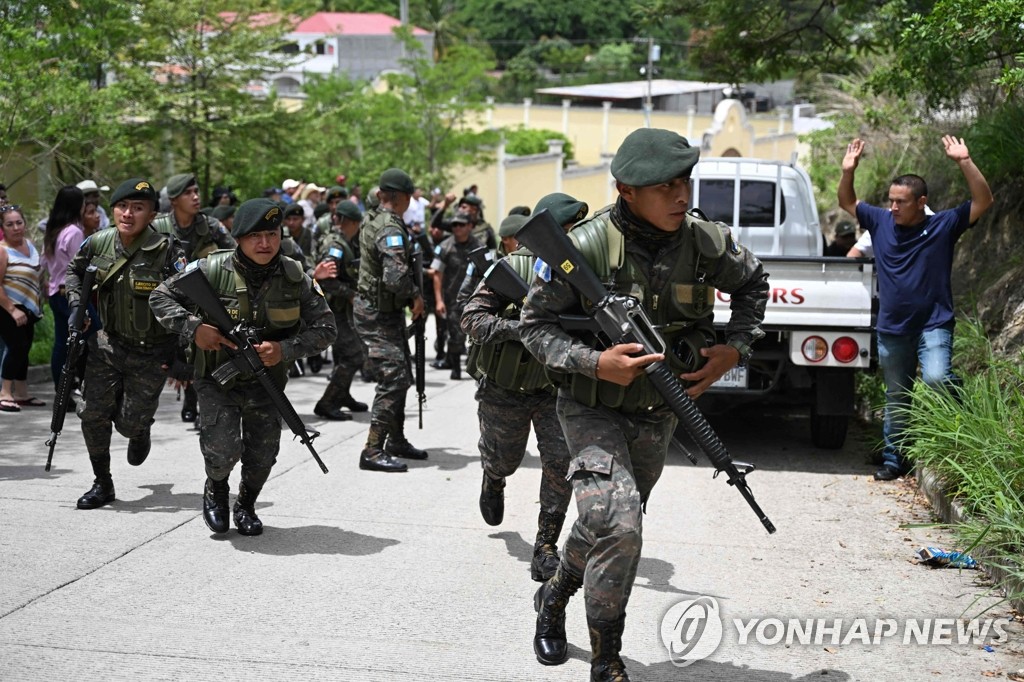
[504,127,575,166]
[902,317,1024,602]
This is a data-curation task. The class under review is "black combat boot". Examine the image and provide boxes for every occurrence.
[479,472,505,526]
[448,352,462,380]
[533,564,583,665]
[384,425,429,460]
[588,615,629,681]
[314,402,353,421]
[202,477,231,533]
[338,394,369,412]
[233,482,264,536]
[77,476,115,509]
[530,511,565,582]
[359,446,408,472]
[126,431,151,466]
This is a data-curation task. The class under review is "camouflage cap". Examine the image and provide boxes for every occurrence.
[212,205,236,222]
[611,128,699,186]
[379,168,414,194]
[283,203,305,219]
[450,210,473,226]
[534,192,588,227]
[334,199,362,222]
[165,173,197,199]
[110,178,159,209]
[231,198,283,238]
[498,214,528,238]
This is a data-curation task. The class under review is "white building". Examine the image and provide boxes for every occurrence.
[269,12,434,95]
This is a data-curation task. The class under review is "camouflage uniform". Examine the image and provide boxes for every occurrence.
[313,226,365,414]
[354,206,419,445]
[153,210,235,420]
[149,247,335,530]
[430,232,481,373]
[520,199,769,624]
[66,224,186,493]
[461,249,572,580]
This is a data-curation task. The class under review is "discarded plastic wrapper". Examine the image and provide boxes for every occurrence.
[916,546,978,569]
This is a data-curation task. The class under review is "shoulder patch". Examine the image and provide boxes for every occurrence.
[466,263,475,276]
[328,246,344,260]
[386,235,404,248]
[312,279,325,297]
[534,258,552,282]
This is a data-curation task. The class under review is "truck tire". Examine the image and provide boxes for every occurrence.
[810,407,848,449]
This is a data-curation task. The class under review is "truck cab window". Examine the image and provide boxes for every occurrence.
[698,180,786,227]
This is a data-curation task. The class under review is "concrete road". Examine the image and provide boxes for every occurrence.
[1,362,1022,681]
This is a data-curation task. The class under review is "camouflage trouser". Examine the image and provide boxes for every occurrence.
[195,377,281,481]
[352,298,410,432]
[444,294,466,358]
[476,379,571,516]
[556,390,676,621]
[319,306,364,407]
[79,331,173,467]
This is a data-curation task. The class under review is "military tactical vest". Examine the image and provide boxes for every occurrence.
[357,208,412,313]
[88,226,175,346]
[153,213,219,261]
[565,208,721,412]
[194,250,306,387]
[317,230,359,309]
[473,249,550,394]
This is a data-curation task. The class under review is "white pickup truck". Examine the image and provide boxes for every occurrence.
[692,158,876,448]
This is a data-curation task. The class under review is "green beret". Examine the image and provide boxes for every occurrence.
[611,128,699,186]
[212,205,236,222]
[379,168,414,194]
[460,194,483,208]
[165,173,197,199]
[313,201,329,220]
[498,214,528,238]
[110,178,159,209]
[283,203,305,219]
[534,193,588,227]
[335,200,362,222]
[326,185,348,201]
[231,198,283,238]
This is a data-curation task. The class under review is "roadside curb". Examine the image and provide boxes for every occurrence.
[28,365,51,386]
[916,466,1024,613]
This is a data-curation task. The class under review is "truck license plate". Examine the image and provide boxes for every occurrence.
[716,366,748,389]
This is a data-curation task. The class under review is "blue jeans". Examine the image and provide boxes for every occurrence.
[876,324,956,472]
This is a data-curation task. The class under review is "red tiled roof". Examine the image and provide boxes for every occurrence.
[293,12,428,36]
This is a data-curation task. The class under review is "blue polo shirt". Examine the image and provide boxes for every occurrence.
[856,201,972,335]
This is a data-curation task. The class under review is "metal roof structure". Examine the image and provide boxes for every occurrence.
[535,79,732,102]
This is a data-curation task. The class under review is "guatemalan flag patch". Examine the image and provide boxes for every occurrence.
[385,235,404,248]
[534,258,552,282]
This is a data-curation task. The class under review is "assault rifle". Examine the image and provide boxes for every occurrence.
[410,244,426,429]
[172,265,329,474]
[516,210,775,534]
[45,265,98,471]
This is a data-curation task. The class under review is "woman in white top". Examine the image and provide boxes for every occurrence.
[0,206,44,411]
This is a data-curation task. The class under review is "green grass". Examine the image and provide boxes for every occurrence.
[902,317,1024,606]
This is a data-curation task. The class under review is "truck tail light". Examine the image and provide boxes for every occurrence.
[801,336,827,362]
[832,337,859,363]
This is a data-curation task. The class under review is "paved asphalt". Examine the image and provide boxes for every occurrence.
[1,358,1022,681]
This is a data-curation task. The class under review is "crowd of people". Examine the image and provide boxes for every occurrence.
[0,128,992,681]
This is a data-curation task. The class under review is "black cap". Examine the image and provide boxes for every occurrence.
[283,203,305,219]
[232,198,283,238]
[335,200,362,222]
[110,178,159,210]
[379,168,414,194]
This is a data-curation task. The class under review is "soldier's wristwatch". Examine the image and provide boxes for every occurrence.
[726,338,753,368]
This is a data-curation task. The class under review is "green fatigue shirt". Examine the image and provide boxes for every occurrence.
[357,207,420,313]
[153,212,234,261]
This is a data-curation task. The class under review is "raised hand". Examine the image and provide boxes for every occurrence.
[942,135,971,163]
[842,138,865,172]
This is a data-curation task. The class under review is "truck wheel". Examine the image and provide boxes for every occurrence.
[308,355,323,374]
[810,407,848,449]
